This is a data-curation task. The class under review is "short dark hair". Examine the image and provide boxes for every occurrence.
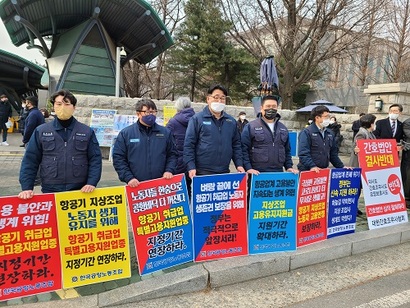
[40,108,49,118]
[238,111,246,116]
[330,116,337,121]
[207,84,228,96]
[261,95,280,106]
[359,113,365,117]
[311,105,330,119]
[389,104,403,112]
[50,89,77,106]
[135,98,157,112]
[26,96,38,107]
[360,114,376,129]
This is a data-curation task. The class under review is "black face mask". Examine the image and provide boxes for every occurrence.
[264,108,277,120]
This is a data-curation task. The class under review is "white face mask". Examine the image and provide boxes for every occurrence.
[210,102,225,113]
[308,120,313,124]
[389,113,399,120]
[239,115,246,120]
[321,119,331,128]
[329,120,335,125]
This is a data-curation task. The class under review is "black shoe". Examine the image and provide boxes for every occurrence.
[19,144,25,147]
[357,209,363,216]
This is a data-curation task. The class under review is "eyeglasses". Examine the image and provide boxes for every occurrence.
[138,110,157,115]
[54,100,72,106]
[209,95,227,102]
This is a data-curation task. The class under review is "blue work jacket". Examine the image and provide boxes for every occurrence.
[183,106,243,175]
[20,118,102,192]
[113,120,177,182]
[241,114,293,172]
[297,123,344,171]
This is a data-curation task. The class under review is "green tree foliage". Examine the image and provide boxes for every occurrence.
[167,0,258,103]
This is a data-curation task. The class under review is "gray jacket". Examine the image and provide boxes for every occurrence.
[349,127,376,167]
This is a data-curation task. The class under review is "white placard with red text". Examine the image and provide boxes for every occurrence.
[357,139,408,229]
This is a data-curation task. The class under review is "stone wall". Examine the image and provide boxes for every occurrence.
[73,95,358,157]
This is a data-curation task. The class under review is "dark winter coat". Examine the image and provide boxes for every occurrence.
[20,118,102,193]
[23,107,45,144]
[0,100,12,124]
[184,106,243,175]
[297,123,344,171]
[113,121,178,182]
[166,107,195,174]
[241,114,293,172]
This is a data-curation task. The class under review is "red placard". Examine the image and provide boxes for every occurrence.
[0,194,61,301]
[125,174,193,275]
[297,169,329,247]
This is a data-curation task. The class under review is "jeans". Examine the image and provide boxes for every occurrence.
[0,123,7,142]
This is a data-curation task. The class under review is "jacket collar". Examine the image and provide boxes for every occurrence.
[203,105,226,119]
[52,117,77,131]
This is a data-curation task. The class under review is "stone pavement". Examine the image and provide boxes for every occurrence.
[1,132,410,307]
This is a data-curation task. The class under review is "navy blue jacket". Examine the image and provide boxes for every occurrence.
[113,121,178,182]
[166,107,195,174]
[297,123,344,171]
[0,100,12,124]
[23,107,45,144]
[184,106,243,174]
[20,118,102,192]
[241,114,293,172]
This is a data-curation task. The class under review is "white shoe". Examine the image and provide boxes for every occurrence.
[2,141,9,146]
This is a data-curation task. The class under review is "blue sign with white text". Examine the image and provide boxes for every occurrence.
[327,168,361,238]
[248,172,298,254]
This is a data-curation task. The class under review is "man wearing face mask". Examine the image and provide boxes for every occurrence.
[22,96,45,146]
[297,105,345,172]
[113,99,177,187]
[184,84,244,177]
[241,95,298,174]
[236,111,248,134]
[18,89,102,199]
[373,103,403,144]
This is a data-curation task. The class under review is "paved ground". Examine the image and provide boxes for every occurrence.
[0,133,403,307]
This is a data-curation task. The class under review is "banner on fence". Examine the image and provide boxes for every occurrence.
[90,109,117,147]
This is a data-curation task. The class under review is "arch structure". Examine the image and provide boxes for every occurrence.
[0,0,174,96]
[0,48,46,107]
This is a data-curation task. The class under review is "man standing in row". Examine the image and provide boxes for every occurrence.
[241,95,298,174]
[113,98,178,186]
[22,96,45,146]
[373,103,403,143]
[19,89,102,199]
[0,94,12,146]
[298,105,345,172]
[184,84,244,177]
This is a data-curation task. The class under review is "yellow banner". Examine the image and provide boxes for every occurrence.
[55,186,131,288]
[163,106,177,126]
